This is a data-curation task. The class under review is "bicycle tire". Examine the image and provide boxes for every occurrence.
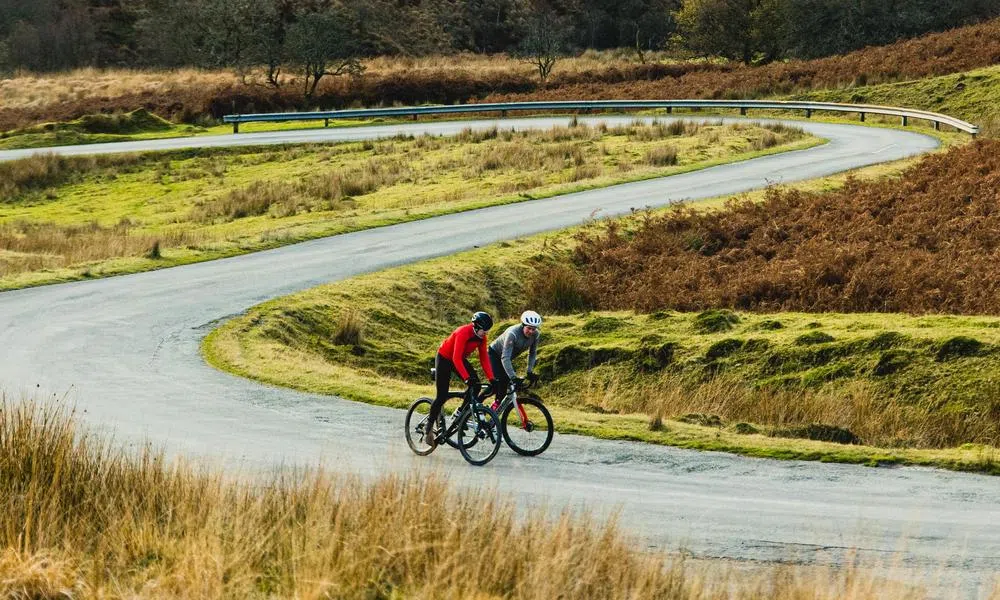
[404,397,443,456]
[457,404,501,466]
[501,395,553,457]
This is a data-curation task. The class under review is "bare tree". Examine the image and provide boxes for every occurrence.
[285,6,364,99]
[515,9,571,84]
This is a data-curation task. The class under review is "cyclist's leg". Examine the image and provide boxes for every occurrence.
[488,348,509,410]
[427,353,453,445]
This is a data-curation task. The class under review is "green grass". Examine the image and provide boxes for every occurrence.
[787,64,1000,135]
[203,218,999,475]
[0,120,818,290]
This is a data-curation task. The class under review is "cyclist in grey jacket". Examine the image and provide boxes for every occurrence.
[488,310,543,409]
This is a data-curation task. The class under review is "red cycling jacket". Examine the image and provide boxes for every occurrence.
[438,323,495,382]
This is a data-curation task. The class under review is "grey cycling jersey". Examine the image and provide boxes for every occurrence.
[489,324,538,378]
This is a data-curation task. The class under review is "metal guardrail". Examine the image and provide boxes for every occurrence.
[223,100,979,136]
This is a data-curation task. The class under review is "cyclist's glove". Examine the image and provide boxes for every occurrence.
[464,377,479,388]
[488,379,499,395]
[511,376,525,387]
[527,372,539,385]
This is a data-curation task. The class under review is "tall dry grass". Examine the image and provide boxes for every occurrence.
[0,394,952,599]
[0,153,144,201]
[0,220,192,275]
[578,371,1000,449]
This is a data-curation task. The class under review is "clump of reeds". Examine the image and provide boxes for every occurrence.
[333,309,365,346]
[645,144,679,166]
[0,219,191,275]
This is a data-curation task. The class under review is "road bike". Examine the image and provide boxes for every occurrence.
[494,378,553,456]
[404,372,502,466]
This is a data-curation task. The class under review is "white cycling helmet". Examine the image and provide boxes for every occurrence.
[520,310,543,328]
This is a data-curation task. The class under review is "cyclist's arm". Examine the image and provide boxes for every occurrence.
[479,335,495,381]
[501,334,518,379]
[527,337,538,374]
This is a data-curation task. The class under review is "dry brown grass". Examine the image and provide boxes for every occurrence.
[0,153,144,201]
[0,394,953,599]
[549,140,1000,315]
[0,221,191,275]
[581,372,997,449]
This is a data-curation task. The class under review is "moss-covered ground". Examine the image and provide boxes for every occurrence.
[204,219,999,475]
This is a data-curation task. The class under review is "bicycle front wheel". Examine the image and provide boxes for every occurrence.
[457,404,501,466]
[405,397,443,456]
[501,396,553,456]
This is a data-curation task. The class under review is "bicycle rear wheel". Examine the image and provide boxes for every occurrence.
[405,397,443,456]
[501,396,553,456]
[457,404,501,466]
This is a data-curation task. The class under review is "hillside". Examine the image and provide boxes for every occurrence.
[3,17,1000,132]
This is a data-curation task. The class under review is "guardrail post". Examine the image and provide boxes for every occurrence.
[666,107,672,114]
[901,116,908,127]
[324,118,329,128]
[740,107,747,116]
[501,110,507,118]
[805,109,812,118]
[934,121,940,131]
[860,112,866,122]
[233,121,239,134]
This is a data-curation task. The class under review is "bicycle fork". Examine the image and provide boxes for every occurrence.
[510,391,531,431]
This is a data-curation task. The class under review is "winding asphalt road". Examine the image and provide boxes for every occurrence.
[2,117,997,598]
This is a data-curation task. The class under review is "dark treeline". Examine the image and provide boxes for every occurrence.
[1,0,998,73]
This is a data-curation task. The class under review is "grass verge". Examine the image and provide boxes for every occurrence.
[0,119,817,290]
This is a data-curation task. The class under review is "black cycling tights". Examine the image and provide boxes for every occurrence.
[428,353,475,430]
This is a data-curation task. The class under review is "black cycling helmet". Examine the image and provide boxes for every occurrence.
[471,311,494,331]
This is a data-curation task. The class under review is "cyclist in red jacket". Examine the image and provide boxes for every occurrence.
[425,311,497,447]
